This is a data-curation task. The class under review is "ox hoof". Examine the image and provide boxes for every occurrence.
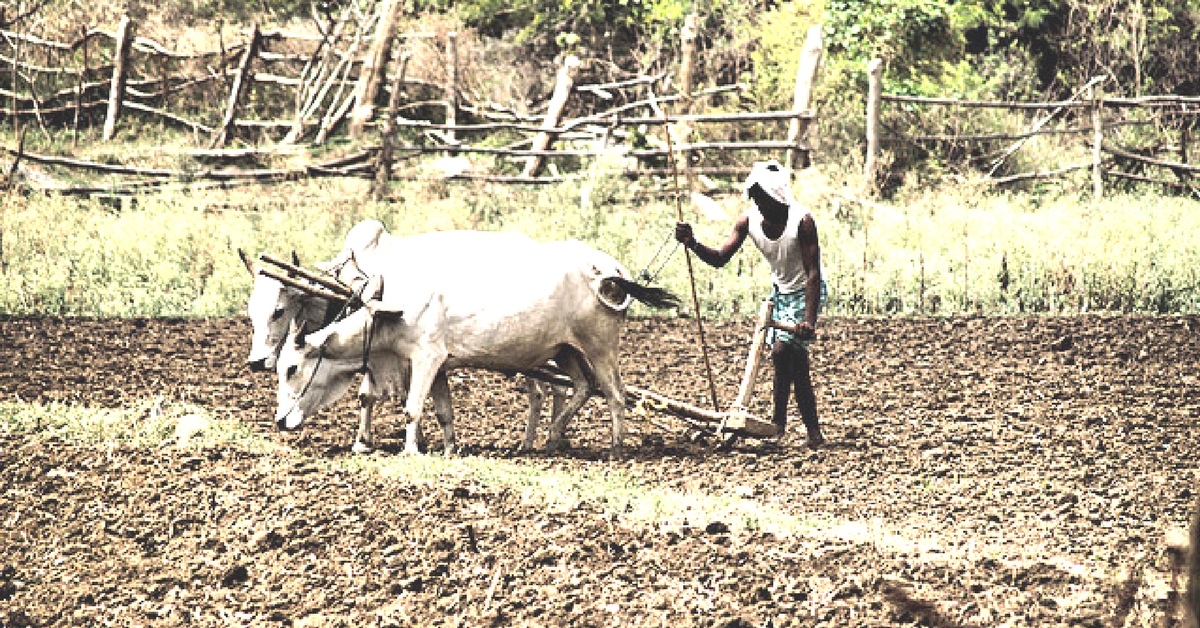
[352,441,374,454]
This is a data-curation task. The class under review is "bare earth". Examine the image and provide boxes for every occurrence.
[1,314,1198,627]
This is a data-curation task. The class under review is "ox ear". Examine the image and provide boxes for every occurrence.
[363,275,385,302]
[237,248,258,276]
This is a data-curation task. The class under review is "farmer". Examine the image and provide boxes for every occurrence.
[674,160,827,446]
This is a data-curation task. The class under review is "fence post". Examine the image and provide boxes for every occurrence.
[444,31,459,143]
[102,15,135,142]
[350,0,402,139]
[786,25,823,171]
[864,58,883,193]
[73,26,88,146]
[212,23,262,148]
[371,50,410,200]
[1089,83,1103,199]
[522,55,580,179]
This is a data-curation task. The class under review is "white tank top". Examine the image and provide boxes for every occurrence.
[746,205,819,293]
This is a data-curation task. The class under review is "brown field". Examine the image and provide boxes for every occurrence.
[1,314,1198,627]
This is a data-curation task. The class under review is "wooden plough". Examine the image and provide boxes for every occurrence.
[254,253,780,440]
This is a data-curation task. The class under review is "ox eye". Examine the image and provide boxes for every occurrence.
[270,308,286,322]
[286,365,298,380]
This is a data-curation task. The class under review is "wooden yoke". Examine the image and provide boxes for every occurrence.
[258,253,354,298]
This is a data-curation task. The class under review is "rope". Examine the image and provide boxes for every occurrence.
[638,231,681,283]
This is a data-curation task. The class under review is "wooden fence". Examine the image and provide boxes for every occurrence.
[0,8,821,197]
[864,59,1200,197]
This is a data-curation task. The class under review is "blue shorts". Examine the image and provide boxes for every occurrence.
[767,282,827,350]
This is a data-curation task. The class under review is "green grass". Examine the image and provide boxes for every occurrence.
[2,148,1199,317]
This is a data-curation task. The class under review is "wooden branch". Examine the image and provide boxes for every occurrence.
[2,147,175,177]
[884,94,1089,110]
[1103,142,1200,173]
[102,15,135,141]
[1104,169,1189,189]
[444,31,459,142]
[123,101,214,134]
[350,0,402,138]
[372,50,409,199]
[523,55,580,177]
[388,108,811,136]
[786,25,823,170]
[212,23,262,148]
[989,162,1093,185]
[0,26,106,51]
[1,146,375,183]
[575,73,667,95]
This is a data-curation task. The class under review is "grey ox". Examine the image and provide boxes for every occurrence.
[273,232,678,459]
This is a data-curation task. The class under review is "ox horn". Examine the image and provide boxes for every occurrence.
[237,248,258,276]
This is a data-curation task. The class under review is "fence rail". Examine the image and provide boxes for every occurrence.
[0,9,820,196]
[865,62,1200,197]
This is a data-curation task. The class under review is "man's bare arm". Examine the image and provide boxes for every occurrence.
[675,215,750,268]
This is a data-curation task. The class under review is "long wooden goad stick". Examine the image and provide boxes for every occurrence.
[658,105,721,413]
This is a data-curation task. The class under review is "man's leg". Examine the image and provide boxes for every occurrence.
[770,342,795,432]
[793,347,824,445]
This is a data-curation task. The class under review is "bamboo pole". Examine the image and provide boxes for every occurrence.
[102,14,134,141]
[350,0,401,138]
[864,58,883,193]
[211,23,262,148]
[522,55,580,178]
[785,25,823,171]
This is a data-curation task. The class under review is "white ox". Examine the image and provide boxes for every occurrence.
[240,222,582,453]
[274,236,678,458]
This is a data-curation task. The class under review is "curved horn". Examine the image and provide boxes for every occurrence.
[237,248,258,276]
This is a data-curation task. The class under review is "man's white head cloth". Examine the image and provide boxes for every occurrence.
[743,160,795,208]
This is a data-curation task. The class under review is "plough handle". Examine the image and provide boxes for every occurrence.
[732,298,775,410]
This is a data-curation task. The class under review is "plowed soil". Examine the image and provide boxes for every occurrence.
[2,314,1199,627]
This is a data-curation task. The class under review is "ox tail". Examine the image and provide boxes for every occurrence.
[605,277,680,310]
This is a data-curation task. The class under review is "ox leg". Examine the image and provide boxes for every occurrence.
[545,353,592,454]
[520,377,546,452]
[590,355,627,461]
[430,370,456,456]
[353,379,375,454]
[403,350,447,456]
